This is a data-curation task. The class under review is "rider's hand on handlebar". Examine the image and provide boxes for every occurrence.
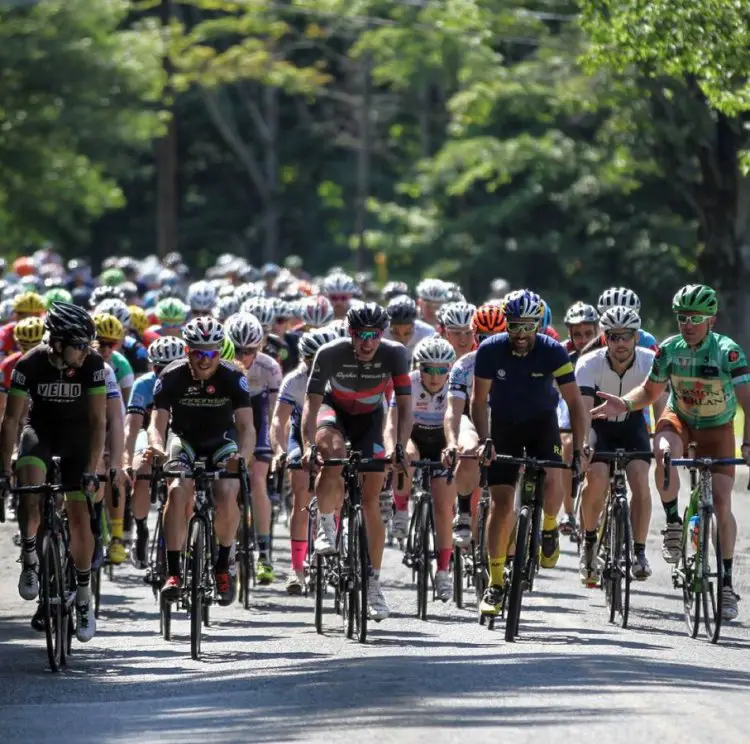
[479,439,495,466]
[441,447,457,470]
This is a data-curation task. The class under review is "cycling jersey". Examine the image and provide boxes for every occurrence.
[245,352,282,397]
[0,350,23,394]
[121,334,149,376]
[9,344,107,432]
[109,350,135,390]
[127,370,158,426]
[474,332,575,423]
[263,333,290,370]
[575,347,655,423]
[278,363,307,454]
[0,321,17,359]
[391,369,448,431]
[307,338,411,415]
[447,350,476,412]
[153,359,252,443]
[582,329,658,355]
[648,332,750,429]
[384,319,435,356]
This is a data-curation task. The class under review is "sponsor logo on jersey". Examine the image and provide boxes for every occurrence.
[38,382,82,399]
[239,376,250,393]
[496,369,506,379]
[207,385,216,394]
[154,378,163,395]
[729,350,740,363]
[11,369,25,385]
[93,369,105,382]
[67,368,77,378]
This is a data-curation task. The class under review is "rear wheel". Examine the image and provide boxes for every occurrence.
[92,566,101,619]
[41,534,64,672]
[452,546,464,609]
[609,499,632,628]
[314,552,324,634]
[189,520,206,660]
[475,501,489,625]
[353,510,369,643]
[416,502,430,621]
[701,510,723,643]
[505,508,529,642]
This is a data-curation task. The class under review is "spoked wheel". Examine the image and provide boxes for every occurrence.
[160,593,172,640]
[681,518,700,639]
[608,500,632,628]
[238,516,252,610]
[700,510,723,643]
[505,508,529,643]
[416,503,430,621]
[92,566,101,619]
[41,534,65,672]
[189,520,206,660]
[346,511,369,643]
[314,552,324,634]
[452,546,463,609]
[475,506,489,625]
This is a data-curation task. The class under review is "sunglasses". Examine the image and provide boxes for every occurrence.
[507,321,539,334]
[606,331,635,343]
[329,294,351,303]
[188,348,220,361]
[236,347,259,357]
[676,313,711,325]
[421,365,450,376]
[352,329,383,341]
[97,340,117,350]
[68,341,90,351]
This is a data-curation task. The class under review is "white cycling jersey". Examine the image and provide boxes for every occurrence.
[575,347,655,423]
[390,369,448,430]
[245,351,282,398]
[104,362,124,416]
[278,363,307,412]
[384,319,435,356]
[447,350,476,403]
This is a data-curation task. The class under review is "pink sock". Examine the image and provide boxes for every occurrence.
[291,540,307,572]
[393,494,408,511]
[437,548,452,572]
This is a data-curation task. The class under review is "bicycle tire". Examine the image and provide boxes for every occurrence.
[314,552,324,634]
[92,566,101,619]
[526,498,542,593]
[41,534,64,672]
[160,593,172,640]
[681,515,700,639]
[64,550,75,659]
[453,546,463,609]
[354,509,369,643]
[189,519,205,660]
[475,499,489,622]
[305,504,317,599]
[701,510,723,643]
[417,500,429,621]
[611,499,632,629]
[505,507,529,642]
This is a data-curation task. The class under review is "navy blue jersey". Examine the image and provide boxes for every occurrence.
[474,332,576,423]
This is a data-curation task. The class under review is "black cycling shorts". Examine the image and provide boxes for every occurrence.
[411,425,449,477]
[251,392,272,463]
[317,400,386,473]
[168,429,239,471]
[591,416,651,464]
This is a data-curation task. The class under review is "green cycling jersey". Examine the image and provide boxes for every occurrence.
[110,349,134,385]
[648,332,750,429]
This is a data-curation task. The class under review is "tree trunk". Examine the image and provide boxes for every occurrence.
[354,54,371,272]
[264,83,279,264]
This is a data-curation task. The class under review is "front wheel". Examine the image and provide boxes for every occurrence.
[609,498,632,628]
[701,510,723,643]
[453,546,464,609]
[505,508,529,642]
[41,534,65,672]
[189,520,206,660]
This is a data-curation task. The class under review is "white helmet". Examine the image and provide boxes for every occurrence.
[416,278,450,303]
[0,298,15,324]
[182,316,225,346]
[599,306,641,332]
[298,328,339,360]
[564,302,599,325]
[413,336,457,366]
[323,272,357,296]
[240,298,276,330]
[148,336,186,365]
[235,282,264,303]
[299,296,333,328]
[324,318,348,337]
[226,312,264,348]
[187,280,217,312]
[94,298,131,329]
[439,301,476,329]
[597,286,640,314]
[213,295,240,322]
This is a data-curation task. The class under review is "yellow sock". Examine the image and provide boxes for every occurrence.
[543,513,558,531]
[489,556,507,585]
[111,518,123,540]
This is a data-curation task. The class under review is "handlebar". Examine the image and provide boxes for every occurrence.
[662,451,748,490]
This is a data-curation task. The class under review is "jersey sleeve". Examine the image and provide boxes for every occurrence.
[278,371,302,407]
[104,364,121,400]
[86,354,107,395]
[549,342,575,385]
[267,358,282,395]
[306,347,330,395]
[390,345,411,396]
[473,341,495,380]
[574,352,597,398]
[152,370,174,411]
[724,341,750,386]
[638,329,658,351]
[8,356,29,398]
[233,370,253,410]
[447,362,468,400]
[127,375,152,415]
[648,342,671,383]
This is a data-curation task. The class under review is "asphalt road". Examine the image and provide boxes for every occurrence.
[1,470,749,744]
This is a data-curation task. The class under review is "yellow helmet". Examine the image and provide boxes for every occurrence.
[13,316,45,348]
[128,305,149,335]
[93,313,124,342]
[13,291,46,315]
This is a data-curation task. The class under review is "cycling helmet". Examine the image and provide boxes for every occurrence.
[439,301,476,329]
[299,296,334,328]
[213,295,240,322]
[599,306,641,332]
[386,295,418,324]
[261,262,281,279]
[502,289,544,321]
[240,298,276,330]
[147,336,185,366]
[12,257,35,277]
[226,313,264,349]
[100,267,126,286]
[14,316,45,347]
[182,316,225,346]
[382,280,409,302]
[346,302,389,331]
[12,291,45,315]
[187,280,217,312]
[298,328,339,360]
[472,303,506,335]
[0,299,15,324]
[235,282,264,304]
[46,301,96,344]
[44,288,73,308]
[672,284,718,315]
[128,305,149,335]
[155,297,189,325]
[416,278,450,303]
[323,272,357,296]
[220,335,236,361]
[273,298,295,321]
[597,286,641,314]
[490,277,511,297]
[413,336,457,366]
[89,284,125,308]
[325,318,348,337]
[444,282,466,303]
[19,274,42,292]
[540,300,552,329]
[94,298,131,329]
[93,313,125,342]
[564,302,599,326]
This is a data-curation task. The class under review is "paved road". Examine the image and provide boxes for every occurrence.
[1,471,749,744]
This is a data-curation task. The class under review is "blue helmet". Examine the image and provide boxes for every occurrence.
[502,290,544,321]
[541,299,552,328]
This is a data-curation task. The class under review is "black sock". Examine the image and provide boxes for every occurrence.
[167,550,181,577]
[22,536,36,557]
[723,558,733,588]
[136,518,148,539]
[257,536,269,558]
[76,569,90,589]
[584,530,597,547]
[662,499,681,524]
[215,544,231,572]
[457,495,472,515]
[634,542,646,556]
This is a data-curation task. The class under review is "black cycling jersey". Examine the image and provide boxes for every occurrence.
[153,358,252,443]
[9,344,107,433]
[121,334,149,376]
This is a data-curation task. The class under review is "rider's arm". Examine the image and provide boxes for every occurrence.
[0,391,25,474]
[106,396,125,470]
[147,409,170,453]
[235,406,256,462]
[735,384,750,444]
[470,377,492,442]
[123,412,144,468]
[384,397,398,453]
[302,393,322,450]
[559,381,586,451]
[270,400,293,455]
[622,380,667,412]
[444,397,464,450]
[87,392,107,474]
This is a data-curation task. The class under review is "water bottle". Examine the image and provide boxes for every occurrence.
[688,515,700,550]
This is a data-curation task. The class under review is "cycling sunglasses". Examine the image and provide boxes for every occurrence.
[352,328,383,341]
[421,365,450,376]
[605,331,635,343]
[67,341,91,351]
[188,348,220,361]
[97,340,118,350]
[329,294,351,303]
[676,313,712,325]
[236,347,259,357]
[507,320,539,334]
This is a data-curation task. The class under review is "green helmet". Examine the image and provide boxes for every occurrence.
[672,284,718,315]
[155,297,188,325]
[44,287,73,308]
[220,335,236,362]
[101,267,126,287]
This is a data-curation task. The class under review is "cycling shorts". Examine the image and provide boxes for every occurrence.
[317,399,386,473]
[590,416,651,464]
[168,429,238,471]
[411,425,448,477]
[251,392,272,463]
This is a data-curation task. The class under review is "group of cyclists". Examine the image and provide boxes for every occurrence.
[1,246,748,655]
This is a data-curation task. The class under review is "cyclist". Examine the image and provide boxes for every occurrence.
[225,312,282,585]
[582,287,658,353]
[437,302,477,360]
[384,295,435,356]
[0,317,45,420]
[1,302,106,642]
[149,316,256,607]
[143,297,189,346]
[387,336,457,601]
[472,290,587,616]
[382,281,409,303]
[322,272,357,320]
[0,291,46,361]
[96,298,149,378]
[298,296,334,330]
[444,302,506,547]
[591,284,750,621]
[187,280,217,320]
[302,302,412,621]
[575,306,661,585]
[416,279,450,329]
[92,312,135,408]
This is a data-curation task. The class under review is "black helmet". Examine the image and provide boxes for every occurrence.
[346,301,389,331]
[381,280,409,302]
[89,284,124,309]
[46,301,96,344]
[386,294,417,323]
[71,286,92,307]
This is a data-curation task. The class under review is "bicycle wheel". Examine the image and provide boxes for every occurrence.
[701,510,723,643]
[475,501,489,624]
[417,501,430,621]
[681,514,700,638]
[189,519,205,660]
[453,546,463,609]
[41,534,64,672]
[92,565,101,619]
[505,507,529,643]
[609,499,632,628]
[353,509,369,643]
[314,552,324,634]
[238,498,252,610]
